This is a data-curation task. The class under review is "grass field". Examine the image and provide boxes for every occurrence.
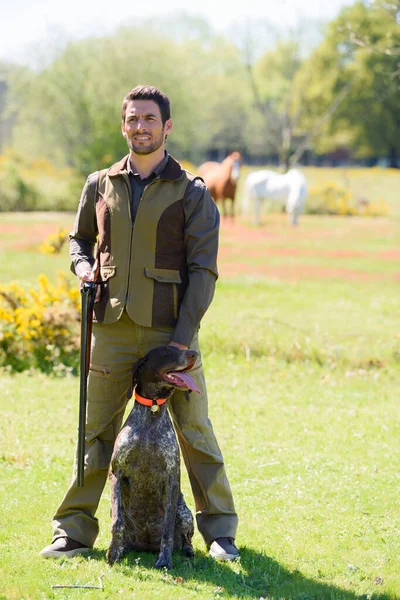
[1,179,400,599]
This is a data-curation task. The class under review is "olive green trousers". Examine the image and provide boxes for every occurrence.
[52,311,238,547]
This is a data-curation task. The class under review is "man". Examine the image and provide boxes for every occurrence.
[40,85,239,561]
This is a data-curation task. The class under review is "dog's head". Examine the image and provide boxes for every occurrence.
[127,346,201,401]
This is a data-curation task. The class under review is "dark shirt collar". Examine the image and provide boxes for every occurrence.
[126,151,169,180]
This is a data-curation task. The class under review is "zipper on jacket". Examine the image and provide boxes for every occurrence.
[121,173,134,305]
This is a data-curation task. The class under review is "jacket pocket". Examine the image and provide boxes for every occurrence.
[89,364,111,377]
[144,268,182,322]
[144,268,181,284]
[100,266,116,281]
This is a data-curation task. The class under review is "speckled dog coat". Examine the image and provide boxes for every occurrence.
[106,346,200,569]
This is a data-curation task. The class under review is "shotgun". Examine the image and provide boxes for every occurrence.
[77,281,97,487]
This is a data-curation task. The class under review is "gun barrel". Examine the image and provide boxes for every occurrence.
[77,282,96,488]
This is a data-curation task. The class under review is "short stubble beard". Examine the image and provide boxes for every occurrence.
[127,130,165,156]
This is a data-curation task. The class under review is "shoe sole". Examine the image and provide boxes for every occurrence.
[209,550,240,561]
[40,547,91,558]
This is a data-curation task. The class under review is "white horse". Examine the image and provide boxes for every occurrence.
[242,168,308,225]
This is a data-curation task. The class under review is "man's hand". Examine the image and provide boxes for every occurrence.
[79,270,95,288]
[168,341,189,350]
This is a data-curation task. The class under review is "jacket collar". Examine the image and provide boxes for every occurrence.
[126,151,169,178]
[107,153,183,181]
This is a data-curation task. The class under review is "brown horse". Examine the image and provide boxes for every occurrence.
[198,151,242,218]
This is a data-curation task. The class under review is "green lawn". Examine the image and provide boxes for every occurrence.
[1,198,400,599]
[1,359,399,599]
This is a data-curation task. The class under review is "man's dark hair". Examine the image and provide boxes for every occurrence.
[121,85,171,125]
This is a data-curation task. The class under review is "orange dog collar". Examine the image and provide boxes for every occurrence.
[134,391,167,407]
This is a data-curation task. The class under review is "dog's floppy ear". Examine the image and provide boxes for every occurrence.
[127,357,147,399]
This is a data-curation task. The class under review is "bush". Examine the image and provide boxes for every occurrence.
[0,273,81,373]
[305,181,389,217]
[39,228,69,255]
[0,153,85,211]
[0,157,42,211]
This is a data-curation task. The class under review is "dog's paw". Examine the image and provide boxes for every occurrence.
[182,545,194,558]
[106,545,125,565]
[155,553,173,570]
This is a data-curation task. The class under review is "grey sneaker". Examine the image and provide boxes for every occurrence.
[40,536,90,558]
[209,537,240,561]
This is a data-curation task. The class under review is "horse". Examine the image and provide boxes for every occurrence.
[242,168,308,226]
[198,152,242,218]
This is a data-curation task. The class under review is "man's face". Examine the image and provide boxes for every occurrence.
[122,99,172,156]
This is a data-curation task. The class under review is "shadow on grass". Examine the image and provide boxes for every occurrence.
[88,546,397,599]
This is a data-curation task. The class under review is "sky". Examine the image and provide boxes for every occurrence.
[2,0,356,64]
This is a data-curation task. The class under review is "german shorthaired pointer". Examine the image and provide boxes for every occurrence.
[106,346,200,569]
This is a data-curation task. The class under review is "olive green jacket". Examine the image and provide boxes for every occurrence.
[69,154,219,346]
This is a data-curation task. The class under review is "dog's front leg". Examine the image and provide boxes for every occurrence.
[107,471,128,565]
[155,476,179,570]
[177,493,195,558]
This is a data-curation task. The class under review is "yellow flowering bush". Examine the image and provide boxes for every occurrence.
[306,181,389,216]
[357,197,389,217]
[0,272,81,373]
[39,228,69,255]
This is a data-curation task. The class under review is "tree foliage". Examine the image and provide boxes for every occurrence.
[3,5,400,172]
[299,0,400,165]
[248,39,307,168]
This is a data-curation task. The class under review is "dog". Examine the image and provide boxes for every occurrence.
[106,345,201,569]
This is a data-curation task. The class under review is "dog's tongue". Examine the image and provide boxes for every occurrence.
[170,371,201,393]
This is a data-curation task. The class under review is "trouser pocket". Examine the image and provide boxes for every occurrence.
[89,364,111,377]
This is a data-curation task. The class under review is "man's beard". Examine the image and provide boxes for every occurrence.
[128,131,164,155]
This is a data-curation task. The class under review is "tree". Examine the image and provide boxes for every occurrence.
[247,39,307,169]
[344,0,400,78]
[7,6,398,171]
[9,22,253,170]
[10,29,208,173]
[188,36,252,161]
[241,20,352,170]
[300,1,400,166]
